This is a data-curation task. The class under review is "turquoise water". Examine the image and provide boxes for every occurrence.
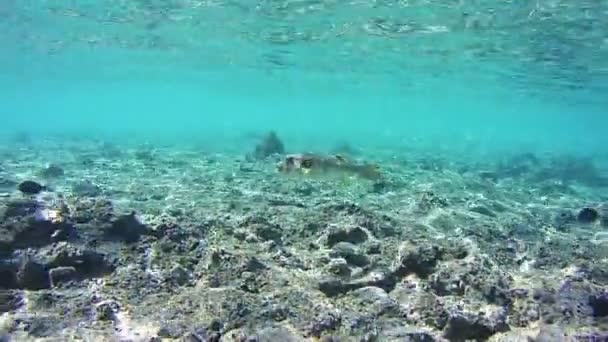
[2,0,608,154]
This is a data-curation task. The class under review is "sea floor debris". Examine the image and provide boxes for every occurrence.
[0,138,608,341]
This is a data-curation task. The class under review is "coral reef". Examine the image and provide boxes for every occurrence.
[1,138,607,341]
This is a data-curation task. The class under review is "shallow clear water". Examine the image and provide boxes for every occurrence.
[1,0,608,153]
[3,3,608,340]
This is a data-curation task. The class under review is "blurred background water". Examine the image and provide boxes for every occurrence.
[1,0,607,155]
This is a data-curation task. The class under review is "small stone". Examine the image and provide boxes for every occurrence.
[49,266,77,287]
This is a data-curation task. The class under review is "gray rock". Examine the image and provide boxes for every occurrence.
[168,264,189,286]
[394,242,443,278]
[327,258,350,277]
[329,242,369,267]
[327,226,368,247]
[48,242,114,278]
[105,212,150,243]
[442,309,508,341]
[255,326,304,342]
[534,325,566,342]
[49,266,77,287]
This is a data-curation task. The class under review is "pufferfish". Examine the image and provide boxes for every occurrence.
[276,153,382,181]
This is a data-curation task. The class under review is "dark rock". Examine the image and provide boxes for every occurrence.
[329,242,369,267]
[589,292,608,317]
[0,290,21,313]
[16,260,50,290]
[158,323,186,338]
[1,199,77,253]
[168,264,189,286]
[0,261,18,288]
[318,278,352,297]
[442,310,507,341]
[366,241,381,254]
[48,243,114,278]
[394,242,443,278]
[105,212,150,243]
[253,131,284,159]
[327,226,368,247]
[72,180,102,197]
[310,312,341,338]
[96,301,118,321]
[49,266,77,286]
[327,258,350,277]
[255,224,283,242]
[402,332,435,342]
[71,198,114,224]
[208,319,223,332]
[577,207,599,223]
[17,180,45,195]
[242,257,268,273]
[3,199,39,218]
[349,286,396,314]
[39,164,64,178]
